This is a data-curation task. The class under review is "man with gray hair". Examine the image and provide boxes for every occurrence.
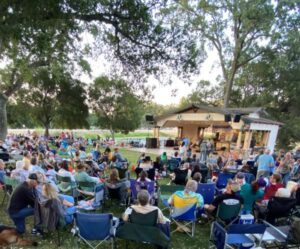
[168,180,204,208]
[123,190,168,224]
[257,148,275,179]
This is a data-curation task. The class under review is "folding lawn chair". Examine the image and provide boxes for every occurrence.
[74,212,115,249]
[130,179,155,203]
[76,181,97,201]
[1,176,19,205]
[170,203,197,237]
[209,221,267,249]
[215,173,234,194]
[196,183,215,216]
[159,184,185,211]
[216,199,241,227]
[56,175,76,196]
[116,209,170,249]
[167,159,180,171]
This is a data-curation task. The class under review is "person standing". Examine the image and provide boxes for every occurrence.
[276,152,293,185]
[256,149,275,179]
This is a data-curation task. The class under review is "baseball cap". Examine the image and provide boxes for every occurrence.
[28,173,38,181]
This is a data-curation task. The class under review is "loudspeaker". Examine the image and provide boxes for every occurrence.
[234,114,241,123]
[145,115,154,122]
[146,138,157,148]
[224,114,231,122]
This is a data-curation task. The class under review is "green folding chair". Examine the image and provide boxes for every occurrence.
[1,176,20,205]
[216,199,241,227]
[56,175,76,196]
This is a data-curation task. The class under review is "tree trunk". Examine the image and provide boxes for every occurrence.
[109,125,115,141]
[223,78,233,108]
[44,124,50,138]
[0,94,8,140]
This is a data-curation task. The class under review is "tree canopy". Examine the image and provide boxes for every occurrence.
[89,76,144,139]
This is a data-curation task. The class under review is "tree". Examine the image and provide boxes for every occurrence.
[0,0,173,139]
[89,76,144,140]
[228,2,300,148]
[14,66,89,137]
[166,0,276,107]
[177,80,223,108]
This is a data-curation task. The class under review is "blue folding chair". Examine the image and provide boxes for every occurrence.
[209,221,267,249]
[244,173,255,184]
[74,212,115,249]
[196,183,215,216]
[170,203,197,237]
[130,179,155,201]
[168,159,180,171]
[215,173,234,194]
[197,183,215,204]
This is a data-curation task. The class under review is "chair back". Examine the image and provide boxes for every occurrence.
[168,159,180,171]
[4,176,19,188]
[171,193,198,221]
[76,212,112,240]
[267,196,297,223]
[77,181,96,193]
[227,223,267,235]
[216,199,241,223]
[244,173,255,184]
[107,186,122,200]
[196,183,215,204]
[130,179,155,200]
[216,173,234,189]
[173,168,188,185]
[56,174,72,183]
[129,209,158,226]
[117,167,128,180]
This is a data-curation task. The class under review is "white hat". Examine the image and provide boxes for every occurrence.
[16,160,25,170]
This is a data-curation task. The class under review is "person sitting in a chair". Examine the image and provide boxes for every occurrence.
[204,180,243,216]
[123,190,168,224]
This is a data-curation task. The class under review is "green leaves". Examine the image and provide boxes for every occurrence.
[89,76,144,137]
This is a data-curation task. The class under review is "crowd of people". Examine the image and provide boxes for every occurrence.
[0,131,300,247]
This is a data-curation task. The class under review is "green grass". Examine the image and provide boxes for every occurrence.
[0,149,210,249]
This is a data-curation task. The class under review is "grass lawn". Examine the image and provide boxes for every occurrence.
[0,148,210,249]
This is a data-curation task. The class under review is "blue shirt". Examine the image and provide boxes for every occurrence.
[257,154,274,172]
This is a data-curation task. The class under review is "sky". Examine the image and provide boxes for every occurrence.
[80,48,222,106]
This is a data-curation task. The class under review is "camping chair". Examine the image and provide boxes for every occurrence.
[116,209,170,249]
[209,221,267,249]
[106,185,130,208]
[74,212,115,249]
[244,173,255,184]
[170,202,197,237]
[196,183,215,216]
[265,196,297,225]
[215,173,234,194]
[56,175,76,196]
[167,159,180,171]
[169,192,198,237]
[216,199,241,226]
[76,181,97,201]
[159,184,185,211]
[173,168,188,185]
[261,220,292,249]
[77,185,105,212]
[1,176,19,205]
[130,179,155,203]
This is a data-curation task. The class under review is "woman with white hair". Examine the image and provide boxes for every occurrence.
[11,160,29,182]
